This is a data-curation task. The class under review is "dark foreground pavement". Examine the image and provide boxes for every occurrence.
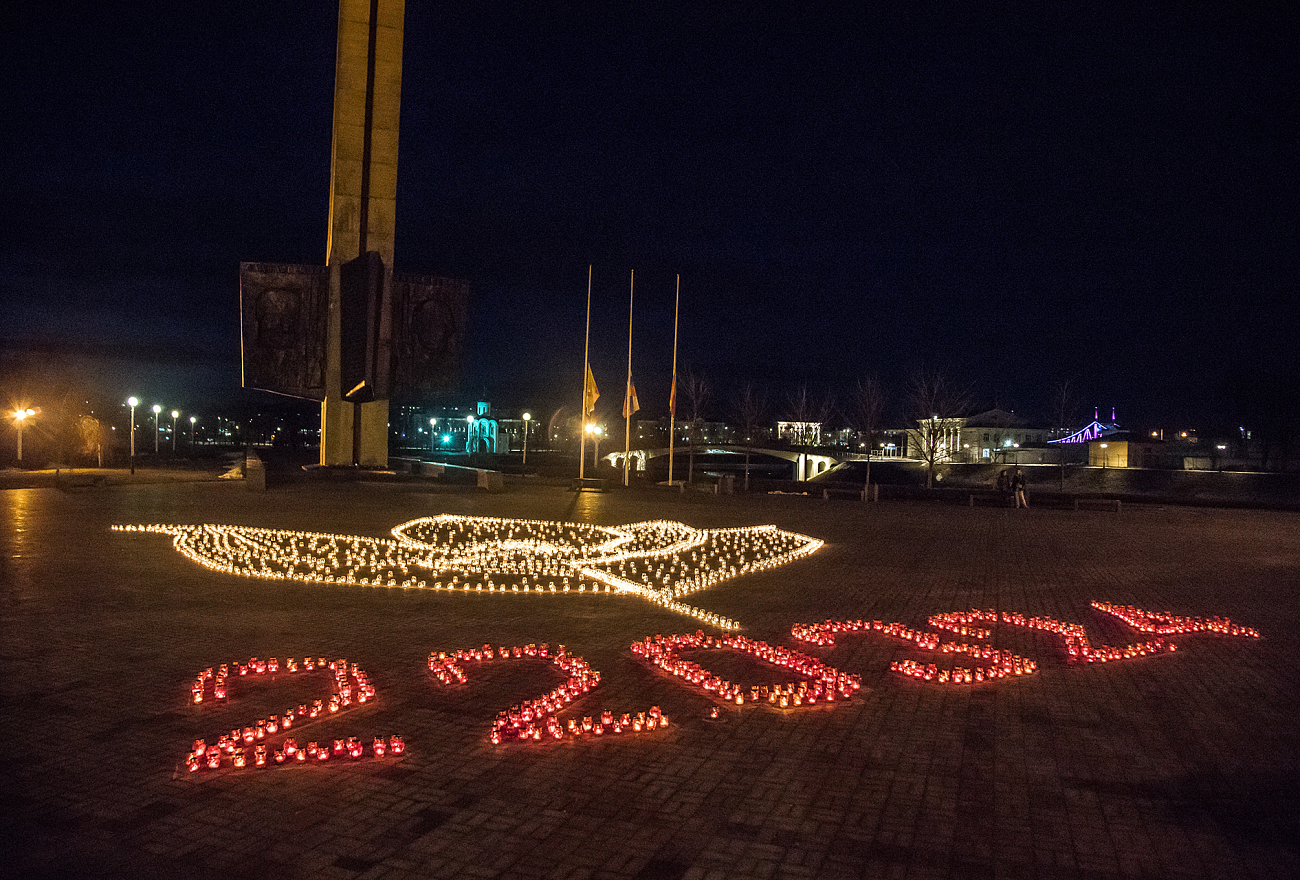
[2,480,1297,880]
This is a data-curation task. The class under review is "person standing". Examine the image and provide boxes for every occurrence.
[1013,469,1029,509]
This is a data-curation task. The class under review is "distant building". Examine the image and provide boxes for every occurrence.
[776,421,822,446]
[906,408,1057,464]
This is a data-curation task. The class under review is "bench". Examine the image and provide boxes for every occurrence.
[569,478,608,493]
[818,485,879,501]
[969,491,1013,507]
[1074,497,1122,512]
[56,474,107,489]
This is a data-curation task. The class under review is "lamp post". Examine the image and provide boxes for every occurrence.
[152,404,162,453]
[522,412,531,465]
[189,415,196,445]
[466,414,475,455]
[429,418,437,453]
[14,408,34,462]
[127,397,138,474]
[171,410,179,452]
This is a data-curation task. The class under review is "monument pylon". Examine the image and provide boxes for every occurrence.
[321,0,405,467]
[239,2,466,445]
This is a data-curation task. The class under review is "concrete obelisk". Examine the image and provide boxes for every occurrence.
[321,0,405,467]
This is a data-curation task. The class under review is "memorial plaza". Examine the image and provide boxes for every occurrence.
[2,475,1297,879]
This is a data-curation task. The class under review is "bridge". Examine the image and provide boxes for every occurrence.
[604,445,844,481]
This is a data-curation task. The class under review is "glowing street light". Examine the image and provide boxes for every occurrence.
[189,415,196,445]
[152,404,162,453]
[429,417,437,452]
[586,423,604,468]
[127,397,139,474]
[13,408,35,462]
[522,412,531,465]
[171,410,180,452]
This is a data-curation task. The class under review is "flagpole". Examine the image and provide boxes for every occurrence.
[580,265,591,479]
[623,269,634,487]
[668,274,679,487]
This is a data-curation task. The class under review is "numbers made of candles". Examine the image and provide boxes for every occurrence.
[629,631,862,709]
[181,602,1258,771]
[789,600,1260,685]
[182,655,403,775]
[428,642,669,743]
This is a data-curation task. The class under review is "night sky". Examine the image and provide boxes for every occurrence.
[3,3,1296,430]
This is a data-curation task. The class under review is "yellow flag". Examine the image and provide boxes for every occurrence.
[623,380,640,418]
[584,365,599,414]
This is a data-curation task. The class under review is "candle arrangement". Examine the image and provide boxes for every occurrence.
[183,655,397,774]
[115,517,822,629]
[630,631,861,708]
[792,601,1261,684]
[428,643,668,744]
[1090,601,1260,638]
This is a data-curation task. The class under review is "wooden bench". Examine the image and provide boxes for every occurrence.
[569,478,608,492]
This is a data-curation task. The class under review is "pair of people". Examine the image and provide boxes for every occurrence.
[996,468,1029,508]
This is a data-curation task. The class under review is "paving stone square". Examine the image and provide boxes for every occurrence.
[2,480,1298,879]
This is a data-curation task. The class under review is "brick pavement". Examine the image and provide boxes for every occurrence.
[1,479,1298,879]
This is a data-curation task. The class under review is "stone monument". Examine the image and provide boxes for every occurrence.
[239,0,466,468]
[321,0,404,467]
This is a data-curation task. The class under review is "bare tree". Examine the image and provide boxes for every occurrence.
[681,370,711,484]
[906,369,972,489]
[851,376,887,494]
[1049,378,1083,488]
[1049,379,1083,439]
[732,382,768,491]
[77,415,105,467]
[783,384,834,446]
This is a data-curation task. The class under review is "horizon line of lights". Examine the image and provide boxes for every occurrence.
[428,643,668,743]
[115,517,825,628]
[182,655,404,774]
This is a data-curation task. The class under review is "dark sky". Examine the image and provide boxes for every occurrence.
[3,2,1296,429]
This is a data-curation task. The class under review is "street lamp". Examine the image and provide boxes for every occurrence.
[152,404,162,453]
[522,412,531,465]
[429,417,437,452]
[189,415,196,445]
[171,410,179,452]
[127,397,138,474]
[13,408,34,462]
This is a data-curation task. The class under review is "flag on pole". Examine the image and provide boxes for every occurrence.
[668,378,676,417]
[623,380,640,418]
[584,365,600,414]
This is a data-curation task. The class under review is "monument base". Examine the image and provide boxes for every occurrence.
[320,396,390,467]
